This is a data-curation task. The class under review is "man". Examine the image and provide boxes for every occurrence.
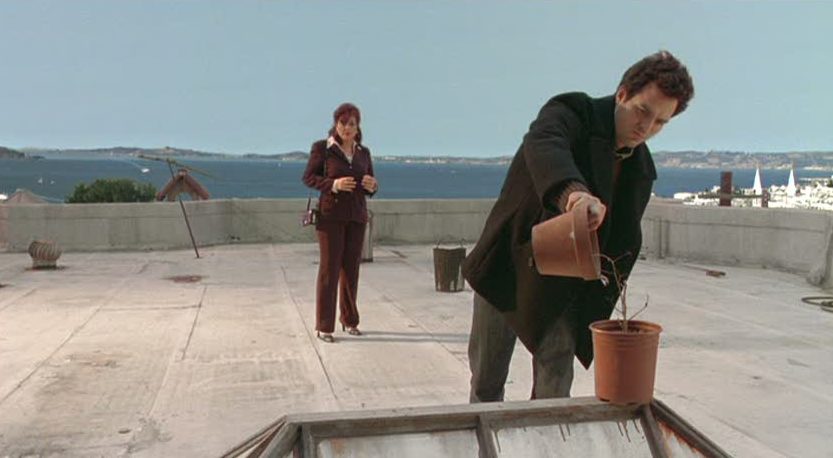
[463,50,694,402]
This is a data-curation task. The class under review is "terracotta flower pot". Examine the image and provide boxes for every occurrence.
[531,201,600,280]
[28,239,62,269]
[590,319,662,405]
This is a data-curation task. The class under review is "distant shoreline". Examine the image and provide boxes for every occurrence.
[5,146,833,171]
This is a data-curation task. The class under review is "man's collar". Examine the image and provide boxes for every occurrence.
[590,95,616,141]
[614,147,635,160]
[592,95,642,160]
[591,95,656,178]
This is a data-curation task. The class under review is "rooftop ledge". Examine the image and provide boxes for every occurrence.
[3,197,833,288]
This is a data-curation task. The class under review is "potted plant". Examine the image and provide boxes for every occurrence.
[530,202,662,405]
[589,254,661,405]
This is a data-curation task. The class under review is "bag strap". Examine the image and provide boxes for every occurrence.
[322,146,328,179]
[305,144,329,203]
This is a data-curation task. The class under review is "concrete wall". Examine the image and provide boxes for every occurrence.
[2,197,832,288]
[641,199,833,288]
[0,198,493,251]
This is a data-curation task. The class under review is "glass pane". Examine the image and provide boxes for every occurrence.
[495,420,652,457]
[317,430,478,458]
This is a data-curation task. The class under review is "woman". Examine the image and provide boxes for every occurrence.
[302,103,378,343]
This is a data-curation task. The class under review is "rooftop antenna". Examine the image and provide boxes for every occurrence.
[138,154,218,259]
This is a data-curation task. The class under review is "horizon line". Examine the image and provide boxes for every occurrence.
[10,145,833,158]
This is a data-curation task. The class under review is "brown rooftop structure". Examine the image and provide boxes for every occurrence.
[156,168,210,202]
[2,188,49,205]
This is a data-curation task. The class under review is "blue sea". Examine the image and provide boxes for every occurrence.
[1,157,830,203]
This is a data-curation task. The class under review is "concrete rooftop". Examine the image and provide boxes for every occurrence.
[0,244,831,457]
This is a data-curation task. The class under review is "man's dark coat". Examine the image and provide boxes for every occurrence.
[461,92,657,368]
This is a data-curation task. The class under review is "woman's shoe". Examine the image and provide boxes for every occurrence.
[340,324,362,336]
[316,332,335,343]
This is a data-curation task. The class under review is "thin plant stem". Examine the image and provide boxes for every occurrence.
[598,252,647,332]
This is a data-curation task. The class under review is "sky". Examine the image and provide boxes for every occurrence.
[1,1,832,157]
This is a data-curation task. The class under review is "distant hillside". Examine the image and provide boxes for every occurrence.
[20,146,312,161]
[12,145,833,169]
[0,146,26,159]
[21,146,232,159]
[374,155,513,165]
[242,151,308,161]
[652,151,833,170]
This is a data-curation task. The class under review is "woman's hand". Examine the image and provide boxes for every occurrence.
[565,191,606,230]
[334,177,357,192]
[361,175,378,193]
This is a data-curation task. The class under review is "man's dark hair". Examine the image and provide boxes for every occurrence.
[619,50,694,116]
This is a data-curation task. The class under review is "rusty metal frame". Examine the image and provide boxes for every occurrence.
[223,397,729,458]
[651,399,732,458]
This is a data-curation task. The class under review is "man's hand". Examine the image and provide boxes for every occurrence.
[334,177,357,192]
[565,191,606,230]
[361,175,378,192]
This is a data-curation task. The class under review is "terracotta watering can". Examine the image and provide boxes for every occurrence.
[531,200,601,280]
